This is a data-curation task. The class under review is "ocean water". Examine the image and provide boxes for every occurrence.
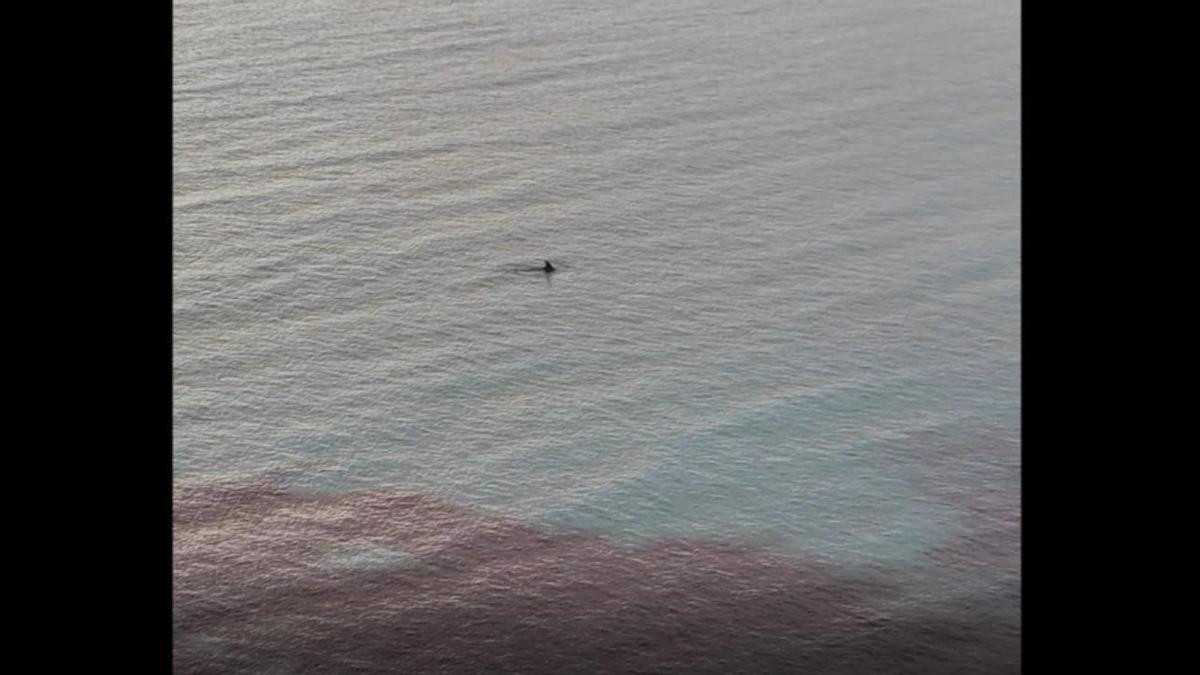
[174,0,1020,671]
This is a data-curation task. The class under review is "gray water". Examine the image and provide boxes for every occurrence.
[175,0,1019,670]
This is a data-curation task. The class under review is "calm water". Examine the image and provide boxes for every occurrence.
[174,0,1020,671]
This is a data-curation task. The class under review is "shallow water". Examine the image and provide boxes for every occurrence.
[174,0,1020,670]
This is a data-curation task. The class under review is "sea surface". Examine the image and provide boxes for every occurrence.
[174,0,1020,671]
